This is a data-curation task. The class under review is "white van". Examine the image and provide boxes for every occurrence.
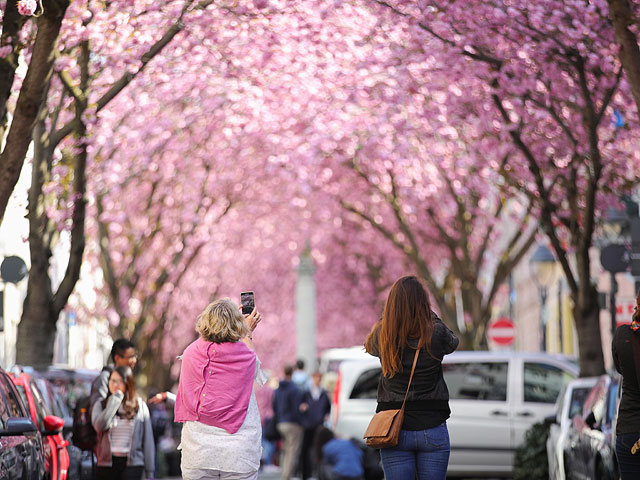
[318,345,371,395]
[331,350,579,477]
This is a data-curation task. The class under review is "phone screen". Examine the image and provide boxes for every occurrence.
[240,291,255,315]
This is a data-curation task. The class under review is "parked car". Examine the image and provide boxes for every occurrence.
[34,366,101,480]
[564,374,620,480]
[10,370,70,480]
[331,350,579,477]
[0,366,46,480]
[546,376,599,480]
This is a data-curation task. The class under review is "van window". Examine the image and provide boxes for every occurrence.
[524,362,574,403]
[349,368,381,399]
[443,362,508,401]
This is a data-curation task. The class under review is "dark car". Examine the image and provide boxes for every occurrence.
[10,371,70,480]
[0,366,46,480]
[34,366,101,480]
[565,374,620,480]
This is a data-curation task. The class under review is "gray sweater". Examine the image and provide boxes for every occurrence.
[92,391,155,478]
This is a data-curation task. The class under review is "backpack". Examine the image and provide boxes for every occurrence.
[72,394,97,451]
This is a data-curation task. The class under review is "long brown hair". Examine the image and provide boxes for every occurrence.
[102,365,139,419]
[365,276,434,377]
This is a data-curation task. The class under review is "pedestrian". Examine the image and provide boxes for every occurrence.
[91,365,155,480]
[273,364,303,480]
[174,298,264,480]
[292,358,310,390]
[299,371,331,479]
[90,339,137,409]
[612,288,640,479]
[313,426,364,480]
[364,275,459,480]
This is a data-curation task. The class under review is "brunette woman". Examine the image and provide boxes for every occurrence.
[92,365,155,480]
[613,288,640,479]
[364,276,459,480]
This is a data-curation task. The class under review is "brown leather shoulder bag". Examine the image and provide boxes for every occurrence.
[363,348,420,449]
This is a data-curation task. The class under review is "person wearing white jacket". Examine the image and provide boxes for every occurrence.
[92,365,155,480]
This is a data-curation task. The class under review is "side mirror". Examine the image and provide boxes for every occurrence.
[543,414,557,425]
[42,415,64,436]
[584,411,599,430]
[0,417,37,436]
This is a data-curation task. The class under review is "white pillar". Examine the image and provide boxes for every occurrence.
[296,245,316,372]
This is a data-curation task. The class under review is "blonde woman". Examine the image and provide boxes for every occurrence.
[175,298,264,480]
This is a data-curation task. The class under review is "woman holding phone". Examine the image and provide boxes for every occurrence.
[174,297,264,480]
[92,366,155,480]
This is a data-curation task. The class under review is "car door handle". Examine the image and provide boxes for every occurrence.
[490,410,508,416]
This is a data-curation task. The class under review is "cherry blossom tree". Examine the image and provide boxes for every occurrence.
[15,0,225,368]
[372,0,640,375]
[607,0,640,121]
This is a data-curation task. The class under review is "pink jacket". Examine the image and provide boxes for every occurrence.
[174,337,256,434]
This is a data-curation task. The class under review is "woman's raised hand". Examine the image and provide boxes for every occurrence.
[244,308,261,332]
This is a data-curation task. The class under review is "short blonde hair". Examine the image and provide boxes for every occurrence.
[195,298,249,343]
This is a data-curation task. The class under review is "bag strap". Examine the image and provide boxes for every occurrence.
[400,348,421,411]
[630,332,640,388]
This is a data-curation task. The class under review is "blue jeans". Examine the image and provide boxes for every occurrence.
[616,433,640,480]
[379,422,450,480]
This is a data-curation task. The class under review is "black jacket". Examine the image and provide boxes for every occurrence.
[300,388,331,429]
[367,315,459,415]
[273,380,303,424]
[612,324,640,435]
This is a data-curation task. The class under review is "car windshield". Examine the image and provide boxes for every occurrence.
[568,387,592,419]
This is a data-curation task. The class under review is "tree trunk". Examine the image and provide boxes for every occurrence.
[572,285,606,377]
[18,271,56,368]
[0,1,24,133]
[0,0,69,223]
[607,0,640,123]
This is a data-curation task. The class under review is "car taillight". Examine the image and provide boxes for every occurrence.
[331,370,341,429]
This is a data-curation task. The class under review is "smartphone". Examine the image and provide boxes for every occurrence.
[240,291,255,315]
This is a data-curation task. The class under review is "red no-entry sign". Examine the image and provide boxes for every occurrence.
[487,317,515,346]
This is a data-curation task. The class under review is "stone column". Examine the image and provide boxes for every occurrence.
[296,245,317,372]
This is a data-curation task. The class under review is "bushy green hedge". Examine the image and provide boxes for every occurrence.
[513,421,550,480]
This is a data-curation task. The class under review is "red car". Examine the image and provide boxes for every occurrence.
[10,371,69,480]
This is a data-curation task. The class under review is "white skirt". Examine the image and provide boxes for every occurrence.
[179,390,262,475]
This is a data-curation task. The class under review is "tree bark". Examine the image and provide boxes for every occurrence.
[0,0,69,224]
[607,0,640,123]
[572,285,605,376]
[17,117,56,368]
[16,41,87,368]
[0,1,25,134]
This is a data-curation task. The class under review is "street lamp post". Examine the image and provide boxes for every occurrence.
[530,244,556,352]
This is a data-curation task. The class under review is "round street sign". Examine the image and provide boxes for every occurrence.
[600,244,629,273]
[0,256,28,284]
[487,317,516,346]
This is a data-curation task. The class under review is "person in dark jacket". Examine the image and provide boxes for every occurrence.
[299,371,331,479]
[273,364,303,480]
[364,276,459,480]
[613,288,640,479]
